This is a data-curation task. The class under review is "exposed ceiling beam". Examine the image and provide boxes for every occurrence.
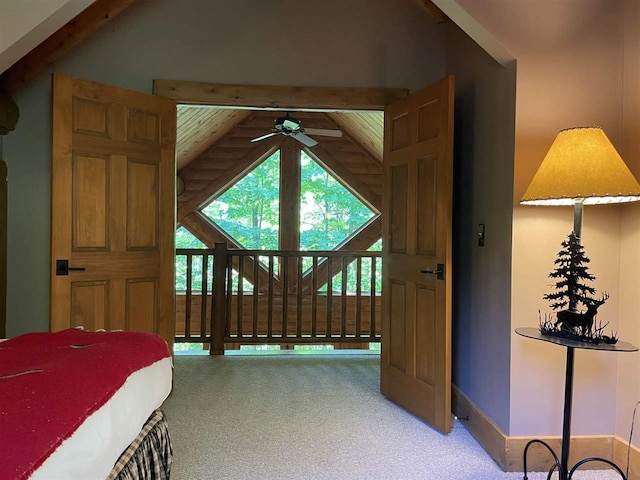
[154,80,408,111]
[0,0,95,75]
[428,0,515,66]
[414,0,448,24]
[0,0,138,96]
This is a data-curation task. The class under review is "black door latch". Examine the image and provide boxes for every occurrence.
[420,263,445,280]
[55,259,86,276]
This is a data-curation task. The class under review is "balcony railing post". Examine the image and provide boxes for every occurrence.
[211,242,228,355]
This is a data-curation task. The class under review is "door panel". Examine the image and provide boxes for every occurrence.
[389,280,407,371]
[390,113,410,150]
[389,164,408,253]
[51,74,176,350]
[71,281,109,330]
[417,100,438,142]
[415,285,436,386]
[126,279,158,332]
[380,75,454,434]
[72,97,110,136]
[73,153,109,250]
[416,155,437,256]
[127,159,159,249]
[128,109,160,144]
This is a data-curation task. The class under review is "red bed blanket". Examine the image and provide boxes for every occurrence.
[0,328,171,479]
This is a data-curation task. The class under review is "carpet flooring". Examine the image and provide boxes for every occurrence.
[161,355,624,479]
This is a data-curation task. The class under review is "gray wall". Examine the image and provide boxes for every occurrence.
[445,23,516,433]
[4,0,446,335]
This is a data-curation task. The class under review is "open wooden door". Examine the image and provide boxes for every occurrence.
[380,76,454,433]
[50,74,176,351]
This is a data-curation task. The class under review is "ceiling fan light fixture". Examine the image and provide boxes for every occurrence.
[251,112,342,147]
[281,117,300,131]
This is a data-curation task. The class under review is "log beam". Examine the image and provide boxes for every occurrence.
[0,0,138,96]
[414,1,448,24]
[153,80,408,111]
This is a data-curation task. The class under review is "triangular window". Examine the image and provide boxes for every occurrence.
[176,226,206,249]
[200,151,280,250]
[299,152,377,251]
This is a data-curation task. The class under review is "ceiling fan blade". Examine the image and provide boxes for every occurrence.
[304,128,343,138]
[250,132,278,143]
[291,131,318,147]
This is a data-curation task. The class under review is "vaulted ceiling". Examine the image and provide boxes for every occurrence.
[0,0,448,136]
[176,107,384,173]
[0,0,446,97]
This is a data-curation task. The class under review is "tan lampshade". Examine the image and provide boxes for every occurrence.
[521,127,640,206]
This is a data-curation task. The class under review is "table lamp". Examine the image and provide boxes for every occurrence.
[518,126,640,479]
[521,126,640,239]
[522,126,640,331]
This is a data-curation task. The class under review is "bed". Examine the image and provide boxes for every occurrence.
[0,328,173,480]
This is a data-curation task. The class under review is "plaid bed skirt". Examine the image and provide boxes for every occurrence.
[107,409,172,480]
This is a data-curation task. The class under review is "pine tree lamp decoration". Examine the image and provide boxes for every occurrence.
[521,126,640,342]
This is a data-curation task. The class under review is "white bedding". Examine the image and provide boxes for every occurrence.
[30,356,173,480]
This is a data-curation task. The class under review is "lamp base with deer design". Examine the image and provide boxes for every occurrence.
[515,328,637,480]
[538,228,618,345]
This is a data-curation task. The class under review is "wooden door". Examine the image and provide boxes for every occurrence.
[50,74,176,351]
[380,76,454,433]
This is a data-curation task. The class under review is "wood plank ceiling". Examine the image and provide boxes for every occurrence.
[176,107,383,172]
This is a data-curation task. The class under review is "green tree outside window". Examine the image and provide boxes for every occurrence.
[201,151,280,250]
[177,148,382,294]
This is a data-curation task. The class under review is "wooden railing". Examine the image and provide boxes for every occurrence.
[175,243,382,354]
[175,248,213,343]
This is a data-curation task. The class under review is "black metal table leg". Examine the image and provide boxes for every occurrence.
[523,346,574,480]
[560,346,575,479]
[522,439,561,480]
[567,457,627,479]
[515,328,638,480]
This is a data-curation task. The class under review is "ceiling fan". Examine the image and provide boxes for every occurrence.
[250,113,342,147]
